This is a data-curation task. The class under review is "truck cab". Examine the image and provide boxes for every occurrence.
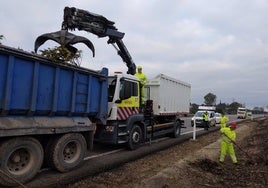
[107,72,140,121]
[94,72,144,147]
[237,107,247,119]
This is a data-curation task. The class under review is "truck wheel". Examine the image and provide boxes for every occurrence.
[0,137,44,187]
[209,120,215,127]
[172,122,181,138]
[47,133,86,172]
[127,125,142,150]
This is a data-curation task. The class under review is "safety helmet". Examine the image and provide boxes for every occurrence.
[137,65,142,69]
[229,121,237,128]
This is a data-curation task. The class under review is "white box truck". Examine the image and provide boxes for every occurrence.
[145,74,191,116]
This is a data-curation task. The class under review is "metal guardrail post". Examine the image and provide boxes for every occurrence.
[192,119,196,140]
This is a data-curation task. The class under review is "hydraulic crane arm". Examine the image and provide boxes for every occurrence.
[62,7,136,75]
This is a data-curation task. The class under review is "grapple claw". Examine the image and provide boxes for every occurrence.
[34,30,95,57]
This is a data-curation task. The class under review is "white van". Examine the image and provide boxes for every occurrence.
[191,110,216,127]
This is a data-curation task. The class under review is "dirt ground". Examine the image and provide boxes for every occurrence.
[66,117,268,188]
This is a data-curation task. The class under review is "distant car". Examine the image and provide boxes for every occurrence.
[215,113,222,124]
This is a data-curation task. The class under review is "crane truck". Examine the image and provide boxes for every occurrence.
[0,7,190,186]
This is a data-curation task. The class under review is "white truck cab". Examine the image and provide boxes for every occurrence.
[107,72,140,121]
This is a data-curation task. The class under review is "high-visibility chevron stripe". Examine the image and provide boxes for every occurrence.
[117,107,139,120]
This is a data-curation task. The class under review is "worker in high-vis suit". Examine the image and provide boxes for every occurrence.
[202,111,209,130]
[220,112,229,128]
[219,121,238,164]
[134,66,147,104]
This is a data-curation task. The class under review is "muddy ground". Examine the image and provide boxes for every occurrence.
[66,117,268,188]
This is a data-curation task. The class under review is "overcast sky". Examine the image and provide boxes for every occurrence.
[1,0,267,109]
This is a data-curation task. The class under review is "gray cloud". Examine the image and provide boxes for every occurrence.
[1,0,267,108]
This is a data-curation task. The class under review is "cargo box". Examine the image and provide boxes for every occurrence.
[145,74,191,116]
[0,45,108,124]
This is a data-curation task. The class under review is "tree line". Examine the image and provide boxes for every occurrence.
[190,92,266,114]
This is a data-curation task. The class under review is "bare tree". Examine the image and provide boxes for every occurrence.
[40,46,82,66]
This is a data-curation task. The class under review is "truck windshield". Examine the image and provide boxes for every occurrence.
[108,77,117,102]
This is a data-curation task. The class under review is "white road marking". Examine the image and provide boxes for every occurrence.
[181,128,203,135]
[84,148,124,161]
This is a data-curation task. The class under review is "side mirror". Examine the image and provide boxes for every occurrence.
[115,99,122,104]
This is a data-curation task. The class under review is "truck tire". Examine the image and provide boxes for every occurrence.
[0,137,44,187]
[172,122,181,138]
[209,120,216,127]
[127,125,142,150]
[46,133,86,172]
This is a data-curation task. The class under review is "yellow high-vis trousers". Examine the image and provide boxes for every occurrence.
[220,140,237,163]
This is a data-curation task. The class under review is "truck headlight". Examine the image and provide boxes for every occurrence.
[105,126,114,132]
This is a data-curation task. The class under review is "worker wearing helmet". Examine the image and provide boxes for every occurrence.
[219,121,237,164]
[220,112,229,128]
[134,66,147,104]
